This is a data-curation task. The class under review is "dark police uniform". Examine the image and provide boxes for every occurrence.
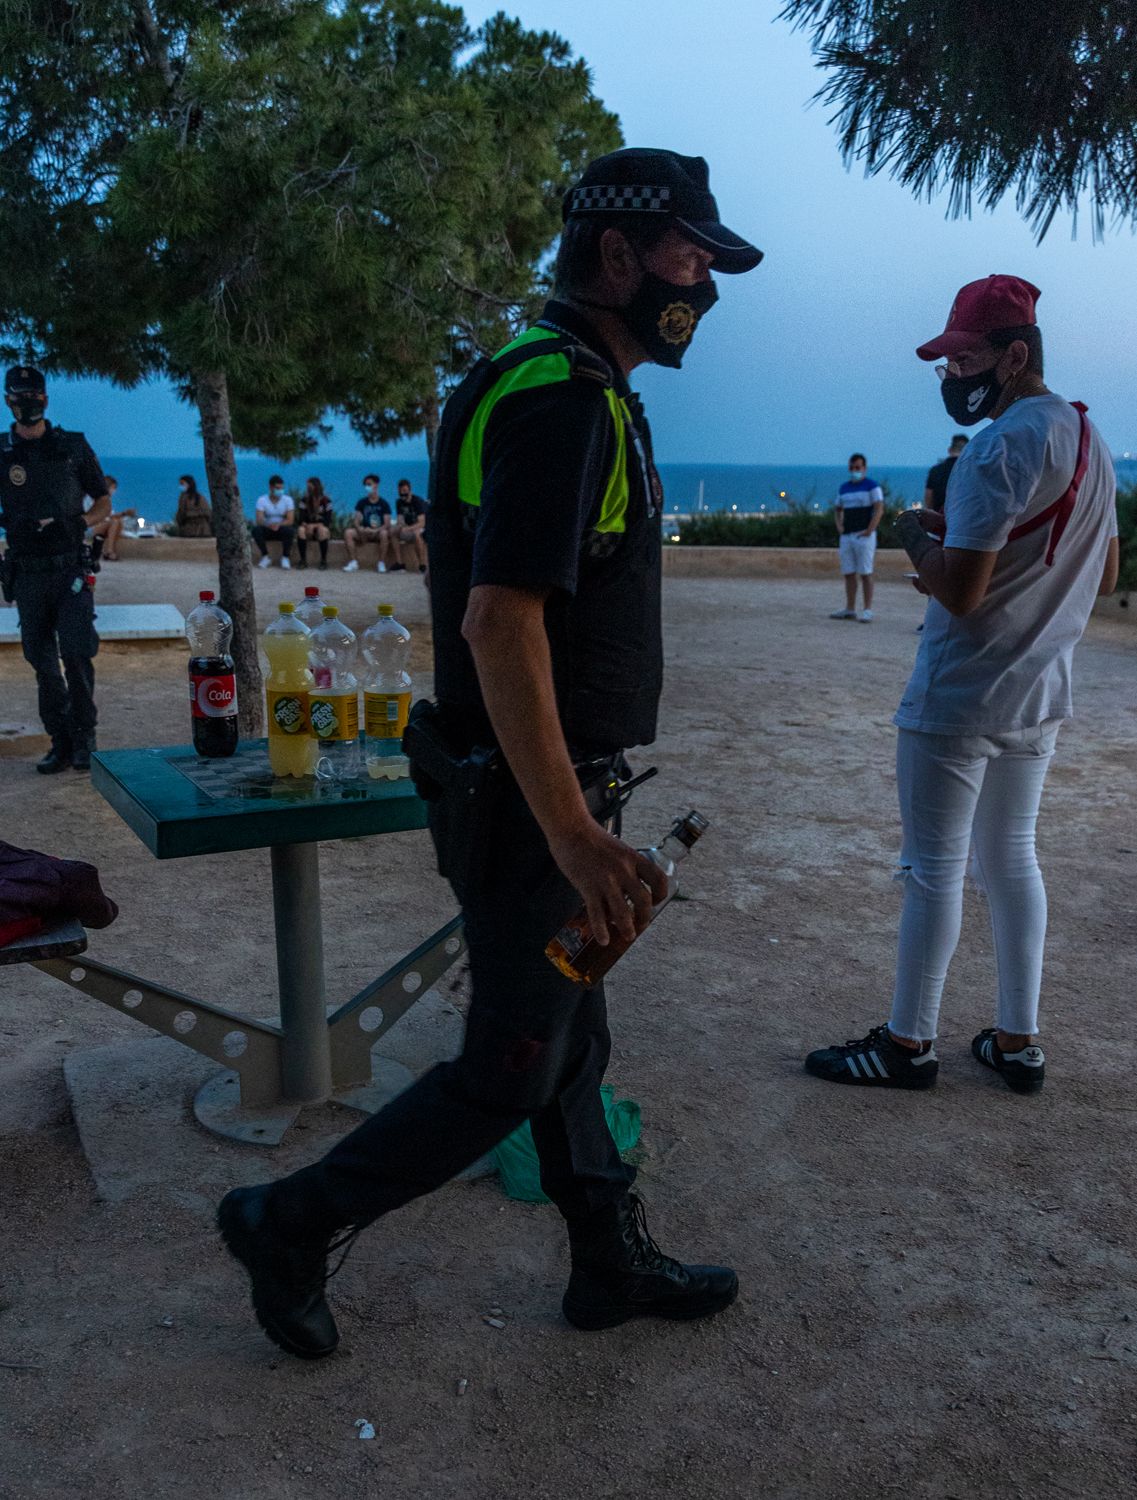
[281,301,663,1232]
[0,417,107,759]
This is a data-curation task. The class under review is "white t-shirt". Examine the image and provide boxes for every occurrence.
[256,492,292,524]
[895,395,1118,735]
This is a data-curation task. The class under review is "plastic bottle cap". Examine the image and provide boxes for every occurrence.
[305,587,320,597]
[377,603,394,616]
[279,602,295,613]
[199,590,215,601]
[322,604,338,617]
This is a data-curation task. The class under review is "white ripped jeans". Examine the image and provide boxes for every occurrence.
[888,721,1061,1043]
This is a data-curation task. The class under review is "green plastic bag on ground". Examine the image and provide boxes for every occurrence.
[492,1085,642,1204]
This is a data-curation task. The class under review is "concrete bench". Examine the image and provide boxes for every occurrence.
[0,603,186,650]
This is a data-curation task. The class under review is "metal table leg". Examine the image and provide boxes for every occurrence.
[271,841,333,1103]
[27,842,467,1146]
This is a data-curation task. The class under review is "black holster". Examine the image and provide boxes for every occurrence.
[402,700,632,893]
[403,700,505,889]
[0,552,13,604]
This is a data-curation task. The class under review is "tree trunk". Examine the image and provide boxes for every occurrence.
[195,370,263,737]
[423,391,441,466]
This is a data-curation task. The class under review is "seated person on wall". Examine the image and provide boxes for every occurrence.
[85,476,136,560]
[342,473,391,572]
[296,476,334,570]
[174,474,213,538]
[253,476,295,569]
[391,477,427,573]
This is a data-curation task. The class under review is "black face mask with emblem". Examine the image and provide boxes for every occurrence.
[580,260,719,370]
[619,266,719,369]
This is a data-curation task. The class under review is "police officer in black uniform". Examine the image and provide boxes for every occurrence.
[0,367,111,773]
[219,150,763,1360]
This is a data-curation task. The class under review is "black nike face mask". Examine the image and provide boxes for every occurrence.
[939,362,1004,425]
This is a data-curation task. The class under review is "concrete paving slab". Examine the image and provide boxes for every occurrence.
[61,1034,412,1209]
[60,988,490,1208]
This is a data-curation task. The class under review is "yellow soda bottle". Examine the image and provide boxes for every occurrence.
[264,602,316,777]
[361,603,412,776]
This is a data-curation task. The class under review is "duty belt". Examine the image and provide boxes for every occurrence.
[7,552,83,575]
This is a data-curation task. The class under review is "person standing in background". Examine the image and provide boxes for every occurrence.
[830,453,884,622]
[174,475,212,538]
[924,435,969,515]
[0,366,110,773]
[296,477,333,570]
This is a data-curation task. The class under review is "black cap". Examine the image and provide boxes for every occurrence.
[5,366,46,394]
[563,148,763,275]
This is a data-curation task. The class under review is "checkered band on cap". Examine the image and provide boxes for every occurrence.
[567,183,672,214]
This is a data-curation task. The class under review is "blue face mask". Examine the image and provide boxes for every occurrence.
[849,469,865,481]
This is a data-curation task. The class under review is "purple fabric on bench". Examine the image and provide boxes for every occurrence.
[0,842,118,929]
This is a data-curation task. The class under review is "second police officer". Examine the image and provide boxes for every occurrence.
[0,367,111,773]
[218,149,763,1359]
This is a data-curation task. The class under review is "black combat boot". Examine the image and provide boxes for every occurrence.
[218,1183,349,1359]
[36,740,71,775]
[563,1193,739,1331]
[70,738,95,772]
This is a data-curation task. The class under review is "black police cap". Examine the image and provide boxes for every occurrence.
[5,366,46,394]
[563,148,763,275]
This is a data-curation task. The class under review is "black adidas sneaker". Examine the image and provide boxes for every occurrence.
[805,1023,939,1089]
[971,1029,1045,1094]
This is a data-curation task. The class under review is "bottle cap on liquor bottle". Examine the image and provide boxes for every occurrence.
[671,810,709,848]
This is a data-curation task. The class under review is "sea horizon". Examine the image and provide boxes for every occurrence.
[99,454,1137,526]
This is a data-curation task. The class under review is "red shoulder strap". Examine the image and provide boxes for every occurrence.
[1005,402,1089,567]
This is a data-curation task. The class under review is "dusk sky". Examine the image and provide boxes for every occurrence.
[52,0,1137,466]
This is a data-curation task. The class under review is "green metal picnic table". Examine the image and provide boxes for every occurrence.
[12,741,465,1145]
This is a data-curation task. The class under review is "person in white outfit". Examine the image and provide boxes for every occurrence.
[806,275,1119,1096]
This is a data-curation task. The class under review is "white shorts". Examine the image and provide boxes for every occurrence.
[839,533,877,575]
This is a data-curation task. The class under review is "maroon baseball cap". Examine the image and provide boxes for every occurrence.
[916,275,1041,362]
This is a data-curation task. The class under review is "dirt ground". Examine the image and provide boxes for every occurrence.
[1,560,1135,1500]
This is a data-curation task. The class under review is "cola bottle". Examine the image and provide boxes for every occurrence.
[187,589,239,757]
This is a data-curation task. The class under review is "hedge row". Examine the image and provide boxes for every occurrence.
[675,505,907,549]
[677,487,1137,597]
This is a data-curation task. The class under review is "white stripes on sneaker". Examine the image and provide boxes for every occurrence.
[980,1036,997,1066]
[846,1049,890,1081]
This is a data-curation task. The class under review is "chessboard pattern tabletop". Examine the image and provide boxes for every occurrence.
[91,742,429,858]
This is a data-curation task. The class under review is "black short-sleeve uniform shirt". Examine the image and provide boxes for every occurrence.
[429,300,664,754]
